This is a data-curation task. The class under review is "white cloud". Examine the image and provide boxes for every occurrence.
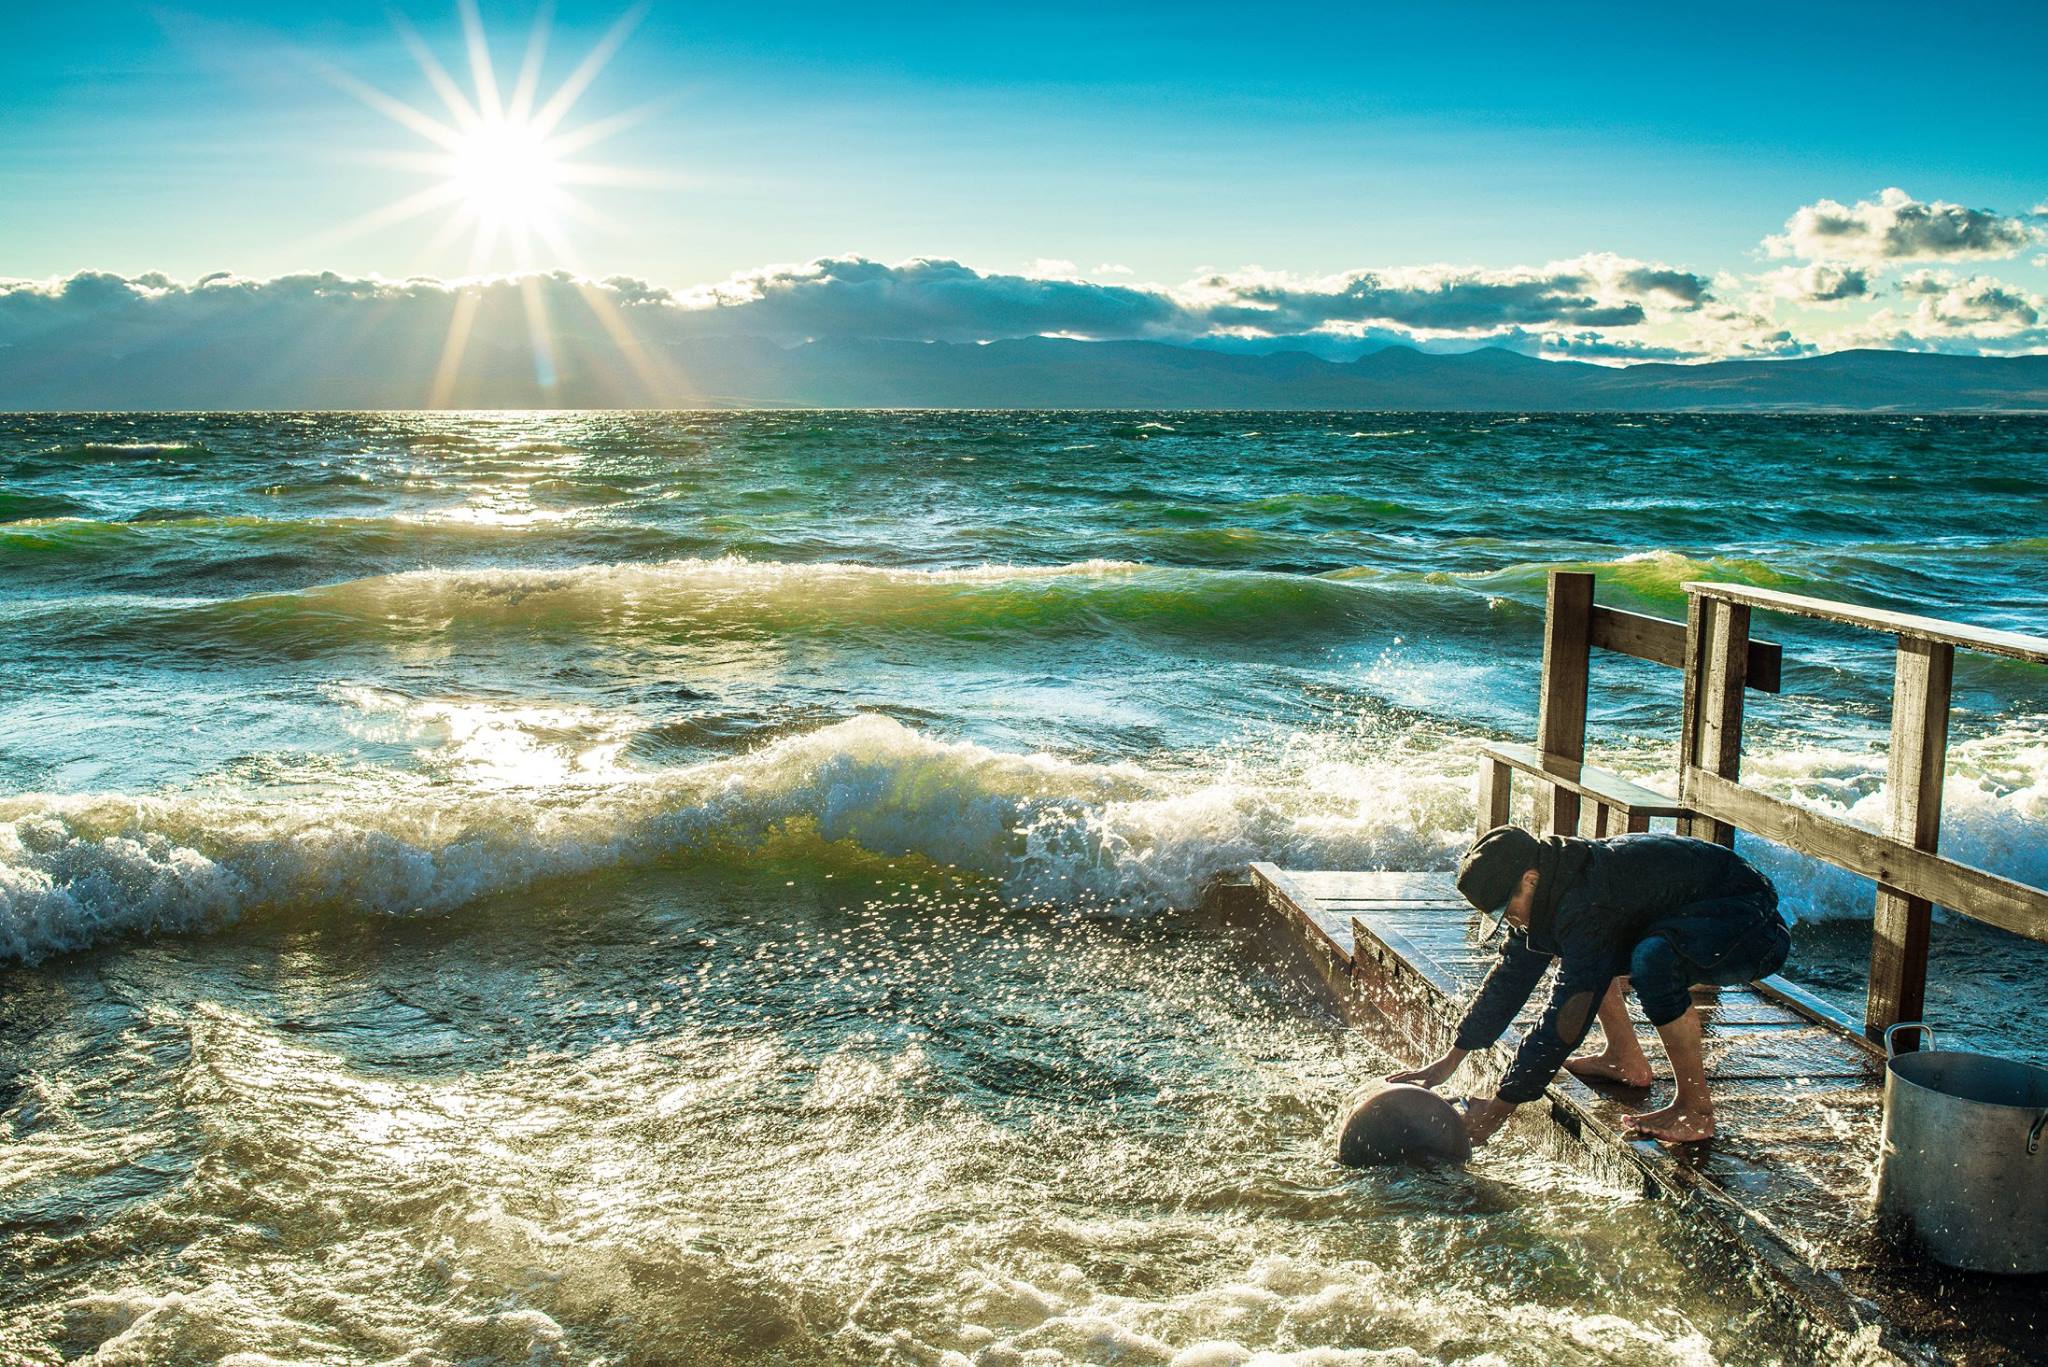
[1894,270,2042,329]
[1020,258,1079,279]
[1092,263,1135,276]
[1766,187,2036,263]
[1179,253,1710,334]
[1821,270,2048,354]
[1760,262,1872,305]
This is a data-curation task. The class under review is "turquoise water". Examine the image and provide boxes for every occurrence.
[3,411,2046,1363]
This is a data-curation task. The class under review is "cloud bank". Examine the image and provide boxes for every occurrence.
[2,186,2045,405]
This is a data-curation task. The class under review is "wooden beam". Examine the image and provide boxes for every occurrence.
[1684,581,2048,666]
[1682,768,2048,944]
[1681,596,1749,846]
[1866,637,1954,1044]
[1481,742,1686,817]
[1537,571,1594,835]
[1476,754,1512,839]
[1588,604,1782,693]
[1588,801,1613,837]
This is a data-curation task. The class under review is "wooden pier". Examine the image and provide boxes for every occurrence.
[1232,572,2048,1366]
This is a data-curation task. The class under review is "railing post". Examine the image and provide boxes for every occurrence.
[1680,592,1749,846]
[1476,754,1512,838]
[1866,635,1954,1045]
[1537,571,1594,835]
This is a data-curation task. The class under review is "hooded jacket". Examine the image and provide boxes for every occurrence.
[1453,831,1778,1103]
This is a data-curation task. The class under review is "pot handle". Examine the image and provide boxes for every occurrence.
[1884,1022,1936,1059]
[2029,1109,2047,1157]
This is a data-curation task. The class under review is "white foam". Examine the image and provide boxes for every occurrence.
[0,712,1465,963]
[5,707,2045,963]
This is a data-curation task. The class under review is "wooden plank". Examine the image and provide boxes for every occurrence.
[1682,769,2048,943]
[1678,593,1707,840]
[1476,754,1511,838]
[1758,975,1880,1052]
[1293,871,1450,901]
[1249,862,1356,964]
[1589,603,1783,693]
[1536,571,1594,835]
[1483,741,1686,817]
[1685,581,2048,666]
[1866,637,1954,1043]
[1588,800,1612,837]
[1682,596,1749,846]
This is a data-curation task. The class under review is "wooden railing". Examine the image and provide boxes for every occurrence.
[1680,580,2048,1040]
[1480,570,2048,1046]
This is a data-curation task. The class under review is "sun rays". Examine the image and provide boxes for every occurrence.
[318,2,671,404]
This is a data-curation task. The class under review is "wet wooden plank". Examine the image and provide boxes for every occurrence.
[1686,769,2048,943]
[1482,740,1687,817]
[1589,602,1784,692]
[1537,571,1594,834]
[1686,580,2048,666]
[1867,635,1952,1041]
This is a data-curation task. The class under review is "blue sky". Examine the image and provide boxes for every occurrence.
[3,1,2046,362]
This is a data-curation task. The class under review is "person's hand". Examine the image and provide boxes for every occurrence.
[1386,1049,1464,1090]
[1457,1095,1515,1146]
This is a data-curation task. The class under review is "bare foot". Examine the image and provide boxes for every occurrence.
[1623,1103,1715,1142]
[1564,1052,1653,1088]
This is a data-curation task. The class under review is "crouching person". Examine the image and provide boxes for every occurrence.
[1388,825,1790,1145]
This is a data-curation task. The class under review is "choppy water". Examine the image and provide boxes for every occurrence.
[4,410,2047,1364]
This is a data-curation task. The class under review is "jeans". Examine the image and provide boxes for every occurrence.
[1628,889,1791,1027]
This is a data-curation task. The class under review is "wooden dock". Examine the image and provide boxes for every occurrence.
[1241,866,2046,1365]
[1227,571,2048,1366]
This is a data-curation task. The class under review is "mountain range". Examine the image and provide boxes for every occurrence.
[5,332,2048,411]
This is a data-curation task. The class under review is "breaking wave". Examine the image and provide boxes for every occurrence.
[6,706,2047,966]
[50,557,1402,657]
[0,712,1474,964]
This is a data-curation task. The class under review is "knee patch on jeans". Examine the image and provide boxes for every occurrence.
[1629,936,1693,1027]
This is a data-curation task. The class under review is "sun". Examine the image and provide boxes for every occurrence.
[448,118,565,231]
[315,3,672,403]
[322,1,650,273]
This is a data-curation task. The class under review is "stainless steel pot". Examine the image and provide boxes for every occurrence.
[1873,1023,2048,1274]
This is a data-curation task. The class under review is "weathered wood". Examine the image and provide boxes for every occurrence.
[1681,596,1749,846]
[1588,800,1612,837]
[1685,581,2048,666]
[1678,593,1707,836]
[1536,571,1594,835]
[1476,754,1512,838]
[1481,742,1685,821]
[1866,637,1954,1044]
[1682,768,2048,943]
[1589,603,1783,693]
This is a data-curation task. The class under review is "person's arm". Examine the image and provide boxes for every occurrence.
[1387,931,1549,1089]
[1457,958,1615,1146]
[1486,955,1615,1107]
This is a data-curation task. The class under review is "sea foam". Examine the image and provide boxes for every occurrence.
[5,706,2047,965]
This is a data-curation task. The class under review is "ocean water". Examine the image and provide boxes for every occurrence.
[3,410,2046,1364]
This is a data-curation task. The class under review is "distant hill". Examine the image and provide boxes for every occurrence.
[4,330,2047,411]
